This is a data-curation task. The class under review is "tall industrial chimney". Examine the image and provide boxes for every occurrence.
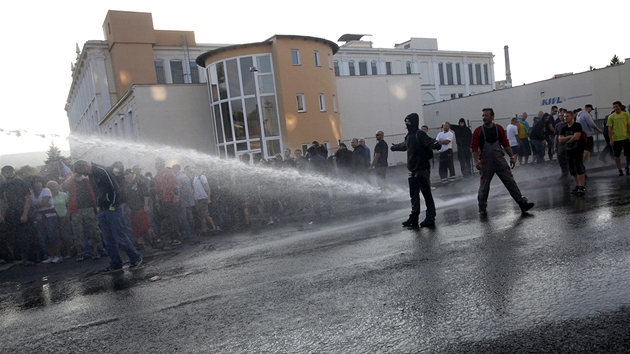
[504,45,512,87]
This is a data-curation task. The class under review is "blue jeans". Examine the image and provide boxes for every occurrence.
[97,207,141,268]
[179,206,195,239]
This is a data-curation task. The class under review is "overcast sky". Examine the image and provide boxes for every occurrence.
[1,0,627,155]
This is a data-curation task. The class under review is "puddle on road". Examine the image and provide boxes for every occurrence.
[1,270,149,312]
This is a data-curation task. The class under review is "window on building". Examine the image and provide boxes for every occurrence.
[189,61,200,84]
[468,63,474,84]
[456,63,462,85]
[386,62,392,75]
[359,61,368,76]
[314,51,321,67]
[291,49,301,65]
[475,64,482,85]
[334,60,340,76]
[333,94,338,112]
[318,94,326,112]
[446,63,454,85]
[155,60,166,84]
[328,54,333,69]
[483,64,489,84]
[297,94,306,112]
[458,93,464,98]
[406,61,412,74]
[119,117,126,139]
[127,110,136,141]
[438,63,445,85]
[171,60,185,84]
[451,93,456,99]
[371,61,378,75]
[349,61,356,76]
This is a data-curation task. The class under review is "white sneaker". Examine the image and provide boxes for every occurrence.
[41,257,53,264]
[52,256,63,263]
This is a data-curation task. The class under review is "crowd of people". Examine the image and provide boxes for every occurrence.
[1,101,628,270]
[0,134,392,271]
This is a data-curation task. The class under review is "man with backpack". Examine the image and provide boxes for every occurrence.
[391,113,440,228]
[472,108,535,216]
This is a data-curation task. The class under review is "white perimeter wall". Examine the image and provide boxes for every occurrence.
[336,75,426,144]
[422,62,630,147]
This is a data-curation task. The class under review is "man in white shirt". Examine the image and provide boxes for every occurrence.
[576,104,603,162]
[437,122,456,183]
[506,118,521,164]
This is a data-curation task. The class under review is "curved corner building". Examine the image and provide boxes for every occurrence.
[196,35,342,160]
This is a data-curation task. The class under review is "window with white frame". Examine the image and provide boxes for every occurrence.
[291,49,301,65]
[332,94,338,112]
[119,117,126,139]
[456,63,462,85]
[297,94,306,112]
[406,61,412,74]
[170,60,185,84]
[371,61,378,75]
[359,61,368,76]
[349,61,356,76]
[483,64,489,84]
[127,110,136,141]
[318,94,326,112]
[446,63,454,85]
[475,64,482,85]
[334,60,340,76]
[189,61,200,84]
[468,63,474,84]
[328,54,332,69]
[155,60,166,84]
[386,62,392,75]
[314,51,321,67]
[438,63,445,85]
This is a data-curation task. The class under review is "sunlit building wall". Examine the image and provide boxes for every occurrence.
[65,10,224,155]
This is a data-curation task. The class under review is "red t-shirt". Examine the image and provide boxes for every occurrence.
[471,124,510,153]
[154,168,178,203]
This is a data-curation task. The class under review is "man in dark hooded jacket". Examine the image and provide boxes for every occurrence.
[391,113,440,228]
[450,118,473,178]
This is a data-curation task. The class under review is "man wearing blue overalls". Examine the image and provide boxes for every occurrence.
[471,108,535,216]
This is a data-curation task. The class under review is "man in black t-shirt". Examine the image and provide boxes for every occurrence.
[370,130,389,192]
[558,110,586,195]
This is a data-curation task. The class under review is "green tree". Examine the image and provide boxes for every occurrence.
[609,55,623,66]
[16,165,38,179]
[45,141,62,164]
[44,140,72,167]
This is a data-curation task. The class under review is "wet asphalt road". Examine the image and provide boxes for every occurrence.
[1,163,630,353]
